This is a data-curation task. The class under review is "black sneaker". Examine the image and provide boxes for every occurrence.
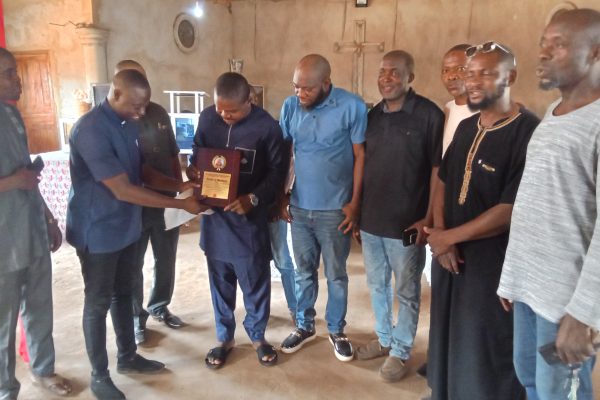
[116,354,165,374]
[280,328,316,354]
[90,376,125,400]
[329,333,354,362]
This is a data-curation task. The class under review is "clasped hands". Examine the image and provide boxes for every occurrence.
[424,226,463,274]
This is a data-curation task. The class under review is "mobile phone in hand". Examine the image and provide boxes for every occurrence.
[538,341,600,365]
[402,228,418,247]
[27,155,45,174]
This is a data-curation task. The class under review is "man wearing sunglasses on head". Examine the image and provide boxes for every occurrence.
[424,42,539,399]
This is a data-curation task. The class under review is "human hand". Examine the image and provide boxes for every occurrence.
[556,314,596,365]
[278,194,292,223]
[47,219,62,252]
[352,226,362,245]
[179,179,201,193]
[338,201,359,234]
[499,297,512,312]
[435,245,463,274]
[425,226,455,257]
[224,195,254,215]
[13,167,40,190]
[406,218,428,246]
[181,196,210,214]
[185,164,201,182]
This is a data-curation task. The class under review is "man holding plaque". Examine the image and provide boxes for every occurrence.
[279,54,367,362]
[187,72,286,368]
[67,70,203,400]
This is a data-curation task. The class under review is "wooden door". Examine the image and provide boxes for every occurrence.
[14,51,59,154]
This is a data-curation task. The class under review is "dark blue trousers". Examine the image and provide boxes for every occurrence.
[206,256,270,343]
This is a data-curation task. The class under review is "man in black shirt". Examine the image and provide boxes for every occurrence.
[114,60,185,346]
[425,42,539,400]
[354,50,444,382]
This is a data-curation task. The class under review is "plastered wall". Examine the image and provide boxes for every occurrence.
[5,0,600,120]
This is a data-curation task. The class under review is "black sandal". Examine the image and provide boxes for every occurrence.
[256,343,278,367]
[205,346,233,370]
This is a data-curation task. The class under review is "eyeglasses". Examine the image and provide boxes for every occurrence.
[291,82,319,94]
[465,41,510,57]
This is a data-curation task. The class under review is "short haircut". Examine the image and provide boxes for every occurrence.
[383,50,415,74]
[551,8,600,44]
[115,59,143,72]
[113,69,150,91]
[446,44,472,55]
[215,72,250,103]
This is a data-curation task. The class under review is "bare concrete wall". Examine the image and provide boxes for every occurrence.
[4,0,91,118]
[95,0,233,111]
[5,0,599,120]
[231,0,600,118]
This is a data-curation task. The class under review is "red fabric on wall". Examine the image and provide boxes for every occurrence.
[0,0,5,47]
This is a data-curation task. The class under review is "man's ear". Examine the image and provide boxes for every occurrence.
[408,72,415,84]
[113,87,122,101]
[507,69,517,86]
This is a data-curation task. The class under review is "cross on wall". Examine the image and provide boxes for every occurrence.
[333,19,385,97]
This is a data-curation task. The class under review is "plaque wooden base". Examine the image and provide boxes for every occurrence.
[194,147,241,207]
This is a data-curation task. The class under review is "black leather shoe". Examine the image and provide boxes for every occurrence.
[90,376,125,400]
[117,354,165,375]
[151,308,183,329]
[329,333,354,362]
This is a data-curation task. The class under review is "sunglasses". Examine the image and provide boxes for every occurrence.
[465,41,510,57]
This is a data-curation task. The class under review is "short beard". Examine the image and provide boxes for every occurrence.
[303,86,330,110]
[468,97,494,111]
[467,84,505,111]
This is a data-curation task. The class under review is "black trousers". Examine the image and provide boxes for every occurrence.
[78,242,138,377]
[132,223,179,325]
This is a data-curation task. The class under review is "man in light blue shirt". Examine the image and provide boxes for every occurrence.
[279,54,367,362]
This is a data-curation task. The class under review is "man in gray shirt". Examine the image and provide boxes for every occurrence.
[0,47,71,399]
[498,8,600,400]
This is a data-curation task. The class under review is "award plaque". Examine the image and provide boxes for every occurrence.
[195,148,241,207]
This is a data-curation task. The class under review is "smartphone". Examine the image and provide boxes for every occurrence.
[538,341,600,366]
[402,228,418,247]
[27,155,45,174]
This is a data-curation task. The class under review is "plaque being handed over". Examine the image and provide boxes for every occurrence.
[195,148,241,207]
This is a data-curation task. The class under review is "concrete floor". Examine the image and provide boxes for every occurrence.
[13,221,599,400]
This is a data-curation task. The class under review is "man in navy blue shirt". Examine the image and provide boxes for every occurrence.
[187,72,286,369]
[67,69,203,400]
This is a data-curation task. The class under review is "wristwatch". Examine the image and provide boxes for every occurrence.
[248,193,259,207]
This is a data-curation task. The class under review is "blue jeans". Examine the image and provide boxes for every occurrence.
[361,231,425,360]
[289,206,351,334]
[513,302,595,400]
[269,220,297,314]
